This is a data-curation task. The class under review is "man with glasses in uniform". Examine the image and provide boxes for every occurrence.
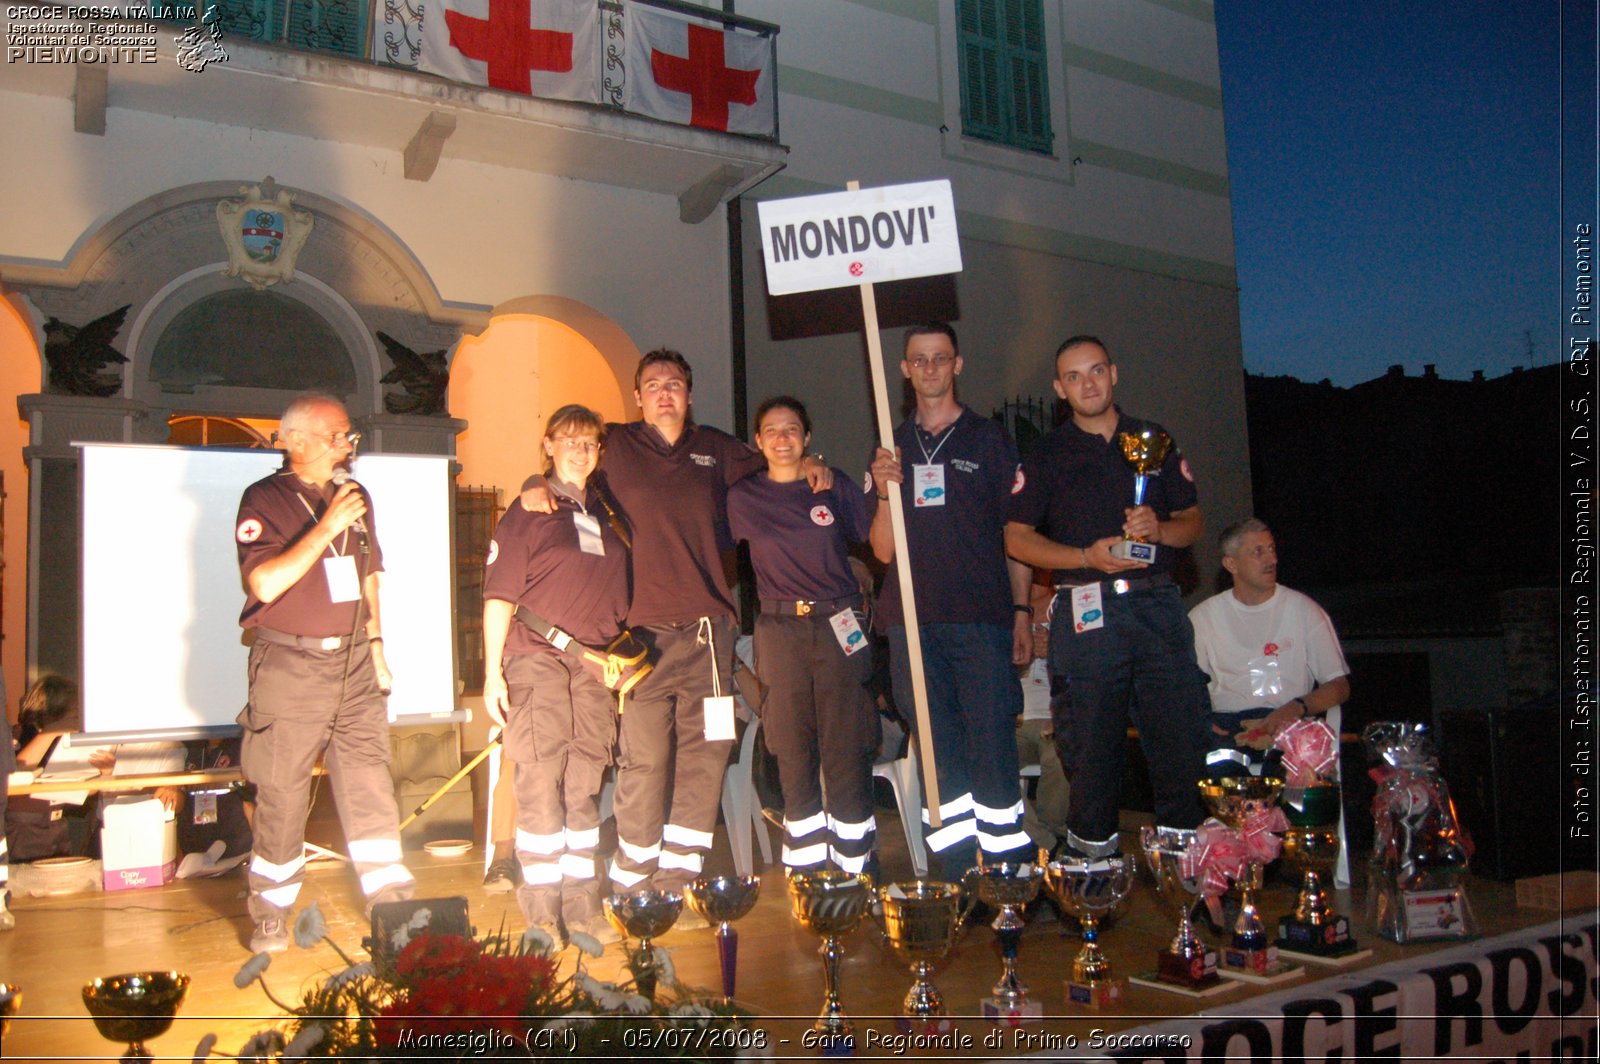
[234,392,413,952]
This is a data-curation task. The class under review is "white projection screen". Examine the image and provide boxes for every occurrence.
[78,444,459,739]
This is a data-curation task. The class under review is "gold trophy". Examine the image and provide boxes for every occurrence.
[1044,856,1133,1008]
[971,863,1044,1023]
[604,890,683,1001]
[1275,817,1358,961]
[1199,777,1297,979]
[686,874,762,1004]
[1138,826,1222,991]
[873,880,969,1032]
[82,972,189,1064]
[789,871,873,1046]
[1111,429,1173,563]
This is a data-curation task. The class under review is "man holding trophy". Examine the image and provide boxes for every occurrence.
[1005,336,1210,861]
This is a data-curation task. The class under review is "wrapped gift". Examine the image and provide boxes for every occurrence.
[1362,722,1477,942]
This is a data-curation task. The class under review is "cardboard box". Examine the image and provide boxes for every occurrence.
[101,795,178,891]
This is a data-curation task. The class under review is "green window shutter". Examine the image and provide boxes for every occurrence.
[286,0,366,57]
[957,0,1053,154]
[212,0,278,44]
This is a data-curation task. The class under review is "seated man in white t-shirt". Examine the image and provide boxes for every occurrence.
[1189,519,1351,778]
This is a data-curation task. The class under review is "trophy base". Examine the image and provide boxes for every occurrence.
[810,1031,856,1058]
[1130,971,1238,998]
[982,998,1043,1025]
[1157,948,1222,989]
[893,1015,957,1037]
[1275,915,1358,957]
[1221,944,1287,976]
[1110,540,1157,563]
[1064,977,1124,1009]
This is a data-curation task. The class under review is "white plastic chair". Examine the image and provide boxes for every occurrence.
[872,745,929,877]
[1327,704,1352,888]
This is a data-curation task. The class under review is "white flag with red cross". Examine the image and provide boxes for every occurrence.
[624,2,775,136]
[419,0,599,102]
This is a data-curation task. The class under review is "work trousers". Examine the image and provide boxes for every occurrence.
[239,641,413,921]
[888,623,1032,874]
[502,645,616,928]
[610,615,736,892]
[754,611,878,874]
[1049,584,1210,856]
[0,731,10,893]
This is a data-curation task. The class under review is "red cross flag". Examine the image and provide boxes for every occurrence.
[625,3,775,136]
[420,0,598,101]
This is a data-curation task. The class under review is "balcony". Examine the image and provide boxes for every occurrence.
[4,0,786,222]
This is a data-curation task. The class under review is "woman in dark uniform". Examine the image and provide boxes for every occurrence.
[727,397,879,876]
[482,404,630,945]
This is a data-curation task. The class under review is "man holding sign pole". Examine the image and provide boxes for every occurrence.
[869,323,1035,877]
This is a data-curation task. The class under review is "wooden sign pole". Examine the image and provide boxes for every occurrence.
[850,180,943,826]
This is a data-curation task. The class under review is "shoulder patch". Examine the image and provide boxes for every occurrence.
[486,540,499,566]
[1012,465,1026,495]
[863,470,874,495]
[810,505,836,527]
[1180,457,1195,483]
[236,517,262,544]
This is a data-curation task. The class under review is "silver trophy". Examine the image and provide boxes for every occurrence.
[1044,856,1133,1008]
[604,890,683,1000]
[686,874,762,1004]
[1138,825,1221,989]
[972,863,1044,1022]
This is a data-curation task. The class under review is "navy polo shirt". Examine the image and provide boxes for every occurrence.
[1007,409,1199,584]
[727,468,875,602]
[877,407,1020,629]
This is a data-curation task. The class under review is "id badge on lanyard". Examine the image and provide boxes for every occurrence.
[324,554,361,603]
[573,512,606,556]
[829,609,868,657]
[912,463,946,507]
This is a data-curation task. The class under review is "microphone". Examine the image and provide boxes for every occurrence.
[330,468,370,552]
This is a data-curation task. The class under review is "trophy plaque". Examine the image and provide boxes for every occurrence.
[687,874,762,1004]
[874,880,968,1033]
[972,863,1045,1023]
[1138,826,1222,991]
[1044,856,1133,1008]
[1110,429,1172,562]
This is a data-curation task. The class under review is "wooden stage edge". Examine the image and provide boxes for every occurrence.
[0,807,1592,1061]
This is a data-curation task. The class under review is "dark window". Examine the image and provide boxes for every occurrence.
[957,0,1053,154]
[455,484,503,695]
[205,0,367,57]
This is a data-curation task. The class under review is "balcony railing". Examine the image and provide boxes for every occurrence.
[166,0,779,141]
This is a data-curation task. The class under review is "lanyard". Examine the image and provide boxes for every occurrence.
[296,492,350,558]
[914,419,957,465]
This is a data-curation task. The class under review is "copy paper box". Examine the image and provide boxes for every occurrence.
[101,795,178,891]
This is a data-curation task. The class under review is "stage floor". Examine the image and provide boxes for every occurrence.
[0,806,1578,1061]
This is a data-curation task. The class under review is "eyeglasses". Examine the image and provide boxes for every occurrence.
[300,429,360,448]
[908,354,955,369]
[551,437,601,453]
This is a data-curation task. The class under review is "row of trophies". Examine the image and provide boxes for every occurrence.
[33,775,1358,1061]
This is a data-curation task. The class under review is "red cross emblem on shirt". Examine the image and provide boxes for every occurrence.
[444,0,574,94]
[650,23,760,131]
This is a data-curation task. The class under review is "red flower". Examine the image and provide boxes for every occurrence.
[395,932,481,981]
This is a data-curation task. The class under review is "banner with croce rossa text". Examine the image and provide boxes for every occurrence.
[1068,915,1597,1063]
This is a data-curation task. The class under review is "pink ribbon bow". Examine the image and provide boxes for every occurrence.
[1239,805,1288,864]
[1275,717,1339,787]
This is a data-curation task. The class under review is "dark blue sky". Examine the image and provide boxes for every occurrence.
[1214,2,1562,385]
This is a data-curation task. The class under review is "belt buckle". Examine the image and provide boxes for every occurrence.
[1111,578,1131,596]
[319,636,342,651]
[796,601,812,616]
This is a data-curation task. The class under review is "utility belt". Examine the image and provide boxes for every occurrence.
[515,606,653,709]
[758,593,863,618]
[1055,572,1174,597]
[253,627,367,652]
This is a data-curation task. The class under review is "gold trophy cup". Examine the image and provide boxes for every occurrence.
[971,863,1045,1023]
[1138,826,1222,990]
[0,983,20,1039]
[1111,429,1173,562]
[686,874,762,1004]
[873,880,969,1031]
[604,890,683,1000]
[1199,777,1296,978]
[1044,856,1133,1008]
[82,972,189,1064]
[788,870,873,1045]
[1276,824,1358,959]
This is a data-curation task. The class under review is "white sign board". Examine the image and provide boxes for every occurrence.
[757,180,962,295]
